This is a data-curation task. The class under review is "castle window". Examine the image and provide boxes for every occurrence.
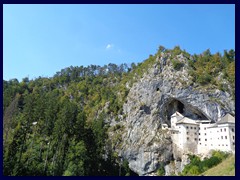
[187,137,189,140]
[233,136,235,140]
[222,144,224,146]
[199,138,201,141]
[205,139,207,141]
[218,144,220,146]
[205,144,207,146]
[232,128,234,132]
[200,143,202,145]
[204,133,207,135]
[211,144,213,146]
[187,132,189,135]
[190,127,193,129]
[204,127,206,130]
[224,128,226,132]
[225,136,227,139]
[199,133,201,135]
[233,142,235,146]
[195,133,197,135]
[226,144,228,146]
[194,138,197,141]
[186,126,189,129]
[220,129,222,132]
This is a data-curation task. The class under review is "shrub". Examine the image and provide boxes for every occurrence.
[218,83,227,92]
[181,151,229,175]
[196,73,212,85]
[212,150,229,161]
[157,164,165,176]
[189,155,201,166]
[203,156,221,169]
[172,46,182,56]
[189,165,201,175]
[171,59,184,70]
[113,124,121,131]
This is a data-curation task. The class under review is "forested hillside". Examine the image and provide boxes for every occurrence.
[3,46,235,176]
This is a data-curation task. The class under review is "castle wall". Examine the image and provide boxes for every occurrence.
[197,123,212,154]
[181,124,198,153]
[170,112,235,156]
[208,124,235,153]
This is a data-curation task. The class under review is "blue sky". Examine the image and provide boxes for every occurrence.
[3,4,235,81]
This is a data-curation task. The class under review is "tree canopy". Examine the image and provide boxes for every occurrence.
[3,45,235,176]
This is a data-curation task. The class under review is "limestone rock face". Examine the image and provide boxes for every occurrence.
[119,53,235,175]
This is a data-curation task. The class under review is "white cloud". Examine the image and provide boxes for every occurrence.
[106,44,114,50]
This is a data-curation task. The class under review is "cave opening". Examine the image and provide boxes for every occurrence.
[163,98,208,125]
[165,99,185,121]
[177,101,184,114]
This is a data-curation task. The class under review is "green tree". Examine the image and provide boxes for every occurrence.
[64,140,87,176]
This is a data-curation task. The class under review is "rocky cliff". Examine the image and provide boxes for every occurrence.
[116,52,235,175]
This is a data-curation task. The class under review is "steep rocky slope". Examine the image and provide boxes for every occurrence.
[3,46,235,176]
[115,52,235,175]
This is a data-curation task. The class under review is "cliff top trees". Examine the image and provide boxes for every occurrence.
[3,45,234,176]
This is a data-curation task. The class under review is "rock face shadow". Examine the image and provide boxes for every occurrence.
[140,105,151,114]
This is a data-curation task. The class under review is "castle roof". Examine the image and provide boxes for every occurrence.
[171,111,184,118]
[217,113,235,124]
[195,120,212,123]
[171,112,235,127]
[207,114,235,129]
[176,117,198,125]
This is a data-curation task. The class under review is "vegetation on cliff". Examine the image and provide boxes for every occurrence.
[202,154,235,176]
[3,45,235,176]
[180,151,230,176]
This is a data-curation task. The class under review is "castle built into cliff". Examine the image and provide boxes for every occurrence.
[168,112,235,155]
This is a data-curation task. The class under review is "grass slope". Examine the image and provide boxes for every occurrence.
[202,154,235,176]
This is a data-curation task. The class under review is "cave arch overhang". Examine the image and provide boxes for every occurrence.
[159,97,210,126]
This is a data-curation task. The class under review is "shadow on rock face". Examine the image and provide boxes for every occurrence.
[140,105,151,114]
